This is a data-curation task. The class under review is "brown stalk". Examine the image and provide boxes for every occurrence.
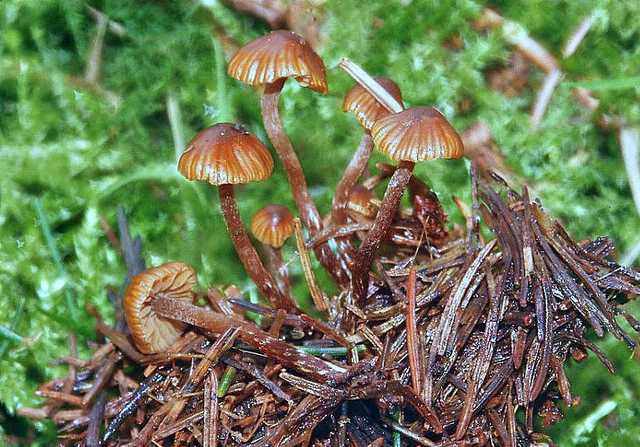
[261,80,350,287]
[293,217,328,312]
[405,267,423,395]
[352,161,414,304]
[218,184,294,311]
[152,296,343,381]
[332,134,374,224]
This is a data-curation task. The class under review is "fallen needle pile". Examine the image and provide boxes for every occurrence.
[21,31,640,447]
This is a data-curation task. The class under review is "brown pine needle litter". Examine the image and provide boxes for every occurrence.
[21,29,640,447]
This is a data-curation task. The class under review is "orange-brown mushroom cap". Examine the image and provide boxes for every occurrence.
[227,30,328,94]
[343,77,403,131]
[178,123,274,185]
[124,262,197,354]
[371,107,464,162]
[348,185,378,218]
[250,204,295,248]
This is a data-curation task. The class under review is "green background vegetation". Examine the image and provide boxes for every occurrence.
[1,0,639,445]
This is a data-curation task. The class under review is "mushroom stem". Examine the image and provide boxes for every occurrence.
[331,133,374,224]
[351,160,415,305]
[263,244,291,298]
[261,80,350,287]
[152,296,342,382]
[218,184,294,311]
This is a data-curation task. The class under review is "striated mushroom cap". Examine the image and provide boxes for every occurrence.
[343,77,403,131]
[124,262,197,354]
[178,123,274,185]
[250,204,295,248]
[371,107,464,162]
[228,30,328,94]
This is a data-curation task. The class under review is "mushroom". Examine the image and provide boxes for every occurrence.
[123,262,197,354]
[352,107,464,304]
[227,30,350,287]
[177,123,295,311]
[333,78,403,225]
[347,185,378,221]
[250,204,295,297]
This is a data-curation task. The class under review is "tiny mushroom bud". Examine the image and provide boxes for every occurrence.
[352,106,464,304]
[178,123,295,311]
[347,185,378,220]
[251,204,295,297]
[228,30,349,287]
[123,262,196,354]
[251,204,295,249]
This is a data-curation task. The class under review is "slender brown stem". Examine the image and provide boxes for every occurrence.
[218,184,294,311]
[263,244,291,298]
[152,296,343,381]
[331,133,374,224]
[261,80,351,287]
[405,267,422,395]
[352,160,414,304]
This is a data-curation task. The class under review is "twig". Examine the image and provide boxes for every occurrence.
[338,58,403,113]
[620,127,640,265]
[619,127,640,215]
[405,267,422,395]
[203,371,218,447]
[293,217,327,312]
[166,91,185,162]
[562,13,595,58]
[531,69,562,128]
[116,207,146,280]
[84,8,108,83]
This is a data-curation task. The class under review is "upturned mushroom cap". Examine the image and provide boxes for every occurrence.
[178,123,274,185]
[343,77,403,131]
[124,262,197,354]
[371,107,464,162]
[250,204,295,248]
[227,30,328,94]
[348,185,378,218]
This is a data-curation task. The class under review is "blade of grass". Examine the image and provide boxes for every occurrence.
[563,77,640,91]
[33,198,78,321]
[0,325,22,344]
[0,298,25,361]
[213,37,232,122]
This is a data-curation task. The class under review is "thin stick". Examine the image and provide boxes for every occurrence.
[166,91,185,162]
[620,127,640,215]
[531,69,562,128]
[563,13,595,58]
[293,217,327,311]
[502,20,558,73]
[405,267,422,394]
[84,9,108,83]
[203,371,218,447]
[338,59,403,113]
[380,417,436,447]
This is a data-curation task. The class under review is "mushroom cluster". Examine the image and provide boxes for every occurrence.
[21,30,640,447]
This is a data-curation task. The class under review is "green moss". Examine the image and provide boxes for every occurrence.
[1,0,638,444]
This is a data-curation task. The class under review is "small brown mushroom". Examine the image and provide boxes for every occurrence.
[178,123,294,311]
[347,185,378,220]
[228,30,350,287]
[123,262,197,354]
[251,204,295,297]
[333,77,403,225]
[352,107,464,304]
